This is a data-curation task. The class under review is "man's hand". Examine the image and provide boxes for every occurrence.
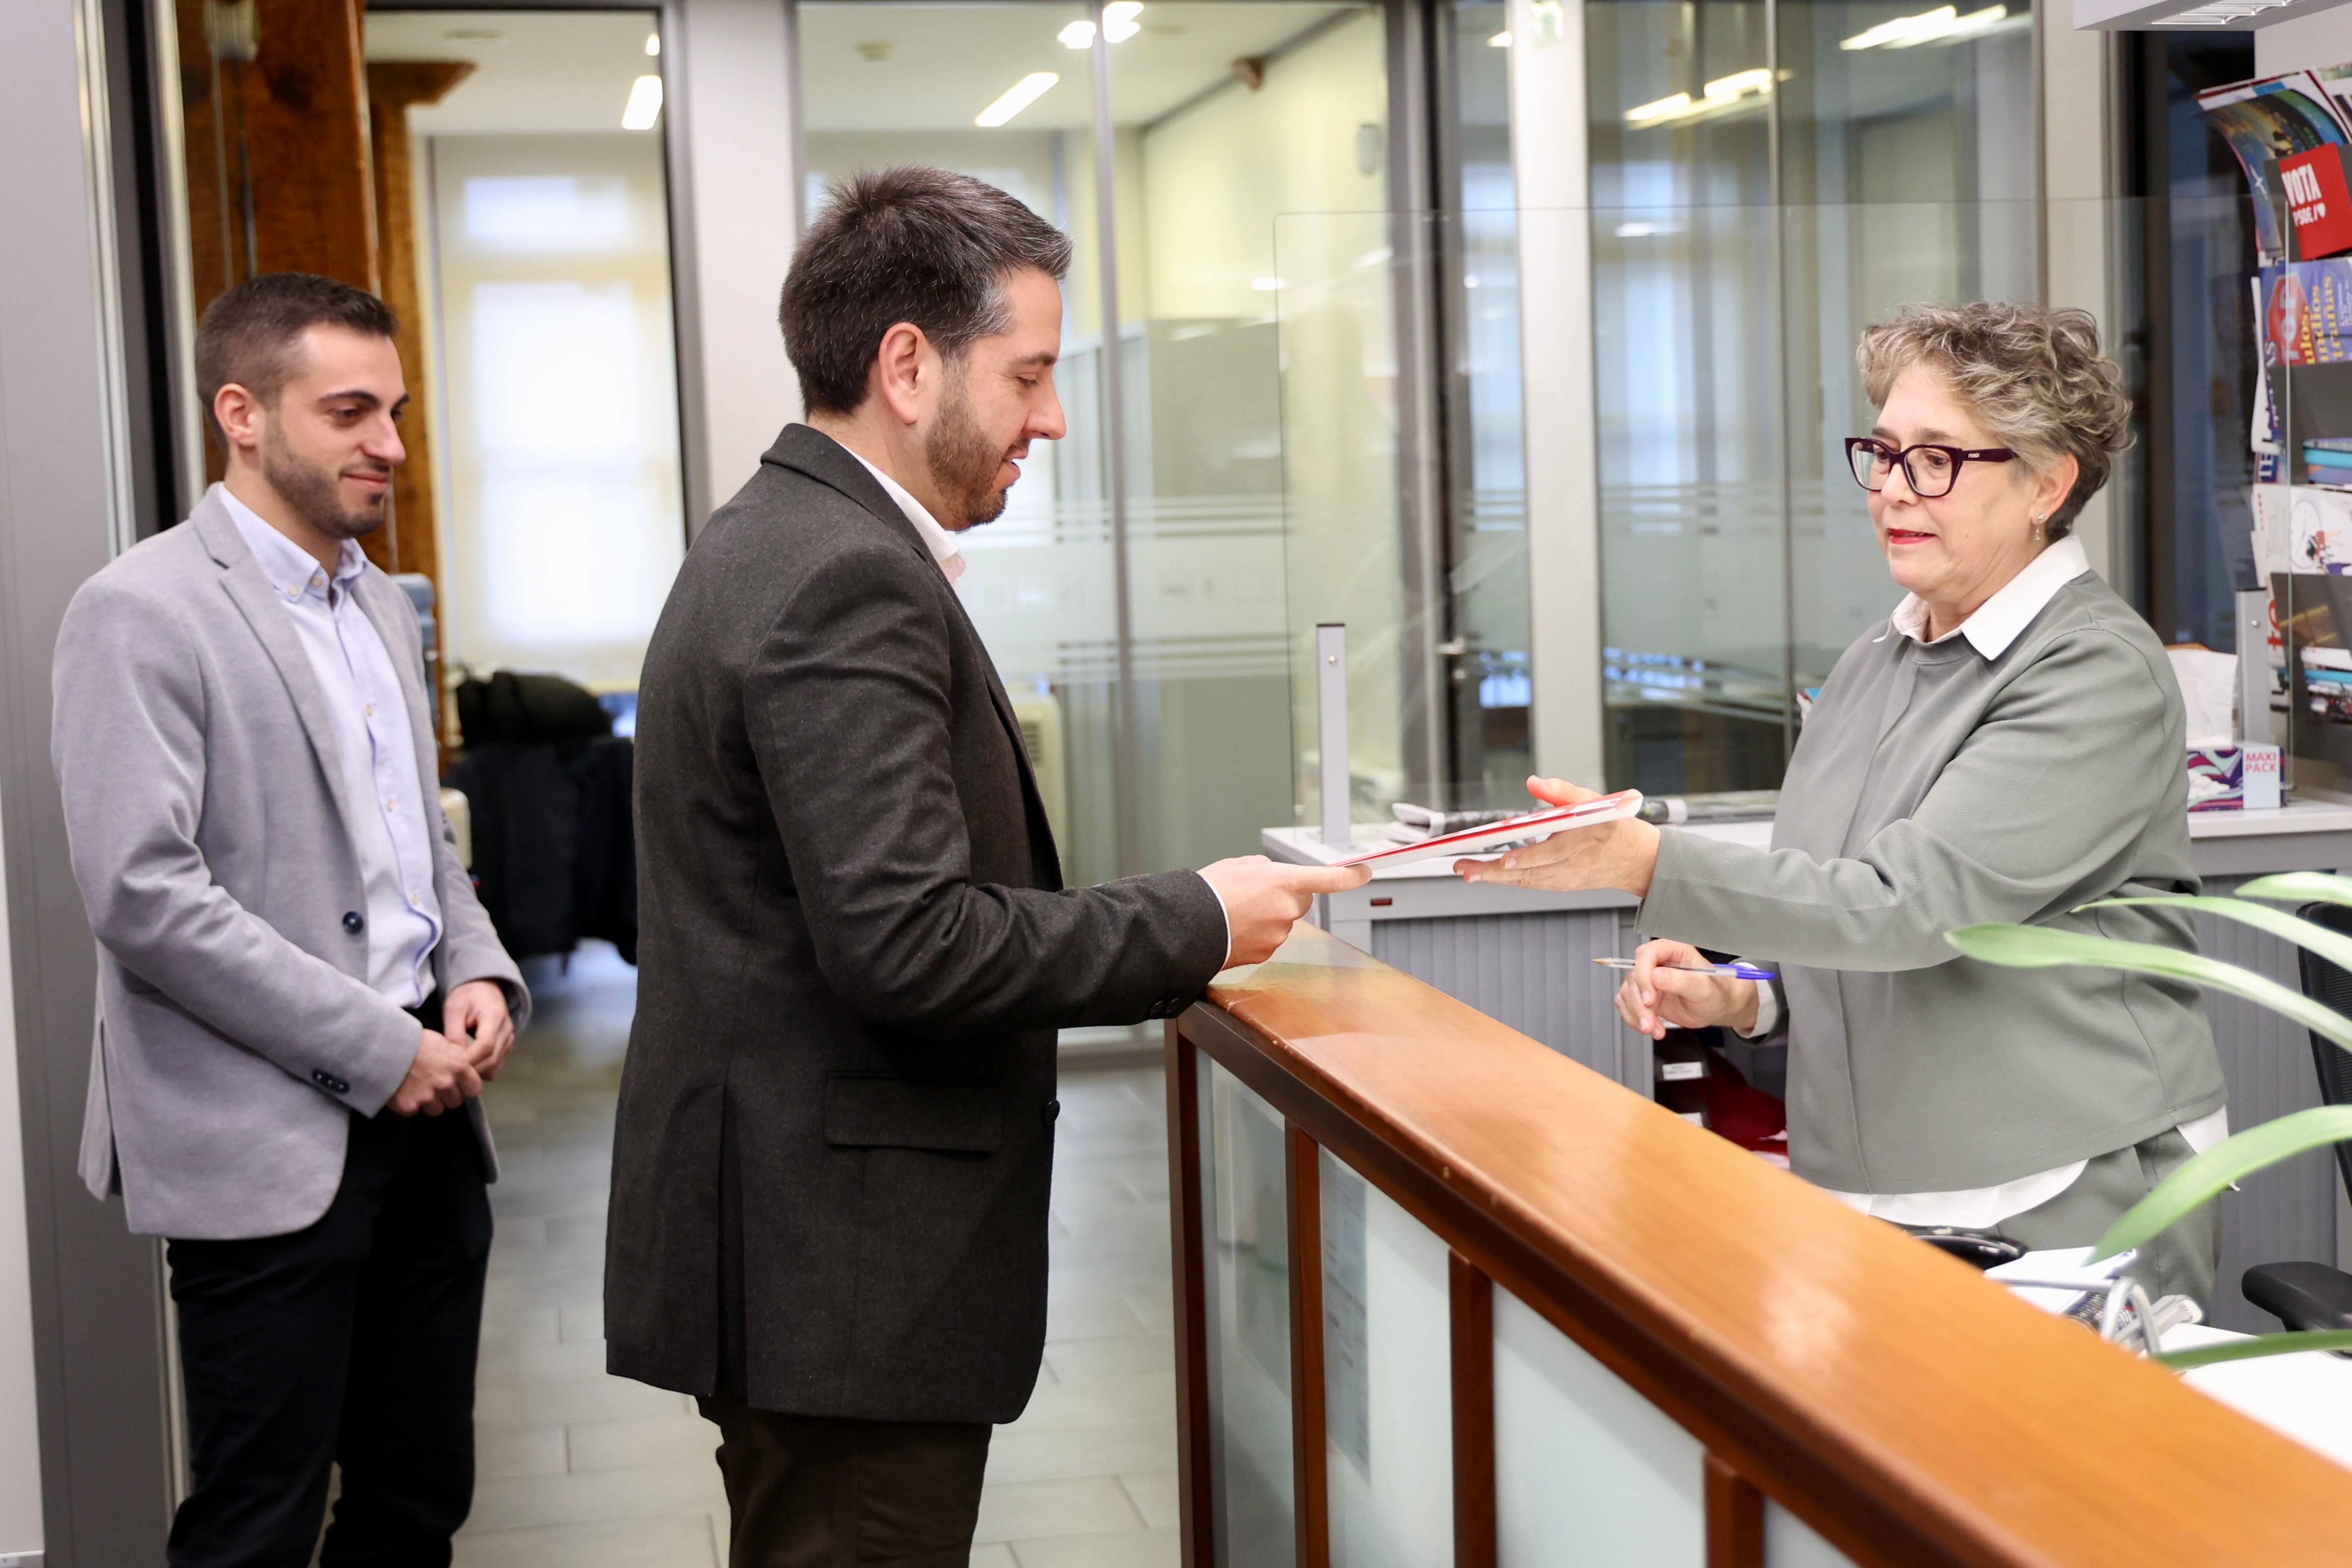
[1199,856,1372,969]
[390,1027,483,1116]
[444,979,517,1081]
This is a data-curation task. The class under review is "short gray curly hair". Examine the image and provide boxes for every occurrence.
[1855,301,2135,540]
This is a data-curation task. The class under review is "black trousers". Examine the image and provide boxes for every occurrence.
[164,1001,492,1568]
[697,1394,992,1567]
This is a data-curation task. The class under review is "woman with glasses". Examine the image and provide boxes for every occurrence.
[1458,301,2228,1303]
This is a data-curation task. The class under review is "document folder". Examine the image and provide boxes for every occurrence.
[1330,790,1645,868]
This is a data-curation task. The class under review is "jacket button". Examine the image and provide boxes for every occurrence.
[342,911,364,934]
[311,1069,350,1094]
[1042,1099,1061,1127]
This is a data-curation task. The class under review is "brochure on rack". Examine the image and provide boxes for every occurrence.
[1331,790,1646,868]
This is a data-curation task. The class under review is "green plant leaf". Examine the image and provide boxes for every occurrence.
[2236,870,2352,909]
[2152,1330,2352,1369]
[1945,923,2352,1054]
[2081,895,2352,986]
[2093,1105,2352,1260]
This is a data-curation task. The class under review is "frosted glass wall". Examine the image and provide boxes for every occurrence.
[1493,1285,1705,1566]
[1320,1151,1453,1567]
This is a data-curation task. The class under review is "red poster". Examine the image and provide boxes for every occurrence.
[2282,147,2352,260]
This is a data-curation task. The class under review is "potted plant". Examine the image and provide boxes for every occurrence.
[1950,870,2352,1369]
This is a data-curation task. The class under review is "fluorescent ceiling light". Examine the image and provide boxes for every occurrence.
[1059,19,1096,46]
[644,31,660,56]
[1489,29,1513,45]
[1251,275,1288,291]
[1624,67,1777,126]
[1103,2,1143,42]
[1839,5,2012,50]
[622,74,663,129]
[976,72,1059,127]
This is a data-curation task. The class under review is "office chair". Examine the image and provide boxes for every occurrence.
[2237,902,2352,1337]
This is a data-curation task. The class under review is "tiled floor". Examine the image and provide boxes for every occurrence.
[453,942,1182,1567]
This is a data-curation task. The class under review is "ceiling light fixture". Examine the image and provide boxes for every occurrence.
[1251,275,1288,291]
[644,31,660,56]
[1060,19,1096,46]
[1624,67,1778,126]
[1103,2,1144,42]
[1489,29,1513,45]
[622,73,663,129]
[1839,4,2012,49]
[976,71,1060,127]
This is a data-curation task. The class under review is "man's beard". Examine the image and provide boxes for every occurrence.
[261,422,387,541]
[924,374,1014,529]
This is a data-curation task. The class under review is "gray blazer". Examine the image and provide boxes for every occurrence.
[605,426,1228,1425]
[51,487,529,1240]
[1639,569,2226,1194]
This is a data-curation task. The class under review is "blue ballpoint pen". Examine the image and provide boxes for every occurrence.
[1591,957,1774,982]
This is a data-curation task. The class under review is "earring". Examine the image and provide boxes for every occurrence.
[2031,515,2044,542]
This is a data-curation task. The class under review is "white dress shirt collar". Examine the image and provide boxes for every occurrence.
[1887,533,2090,660]
[218,483,369,602]
[843,448,967,585]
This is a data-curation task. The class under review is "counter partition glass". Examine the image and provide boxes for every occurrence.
[1269,195,2268,829]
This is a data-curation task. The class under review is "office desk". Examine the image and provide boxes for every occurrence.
[1263,803,2352,1333]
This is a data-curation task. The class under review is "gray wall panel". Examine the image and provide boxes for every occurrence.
[1370,910,1638,1088]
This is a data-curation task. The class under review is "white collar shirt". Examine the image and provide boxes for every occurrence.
[220,484,444,1006]
[846,450,967,585]
[1884,534,2091,657]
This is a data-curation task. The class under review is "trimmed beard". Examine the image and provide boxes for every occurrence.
[924,369,1012,529]
[261,420,387,541]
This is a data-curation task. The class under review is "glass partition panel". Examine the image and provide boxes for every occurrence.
[796,1,1119,878]
[1277,210,1417,829]
[1493,1285,1705,1566]
[1766,1499,1862,1567]
[1320,1151,1453,1567]
[1201,1059,1296,1566]
[1109,1,1390,870]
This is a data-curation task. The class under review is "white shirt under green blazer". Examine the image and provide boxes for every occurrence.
[1638,539,2227,1201]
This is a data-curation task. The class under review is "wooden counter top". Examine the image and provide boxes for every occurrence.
[1188,923,2352,1567]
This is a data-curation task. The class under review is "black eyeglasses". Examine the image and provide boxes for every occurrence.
[1844,437,2015,499]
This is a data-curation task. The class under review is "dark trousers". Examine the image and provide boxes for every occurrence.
[697,1394,992,1567]
[164,1007,492,1568]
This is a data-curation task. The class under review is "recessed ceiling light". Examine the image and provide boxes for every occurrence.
[1059,19,1096,47]
[976,71,1059,127]
[1103,2,1144,41]
[623,74,663,130]
[645,31,660,56]
[1489,29,1512,45]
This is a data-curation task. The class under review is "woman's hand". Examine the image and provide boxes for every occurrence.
[1613,940,1761,1041]
[1454,776,1662,897]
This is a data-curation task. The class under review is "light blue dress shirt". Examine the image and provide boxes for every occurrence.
[220,485,444,1005]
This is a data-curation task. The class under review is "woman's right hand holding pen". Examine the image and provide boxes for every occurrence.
[1614,939,1761,1041]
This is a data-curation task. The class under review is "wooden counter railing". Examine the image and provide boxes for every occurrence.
[1164,924,2352,1568]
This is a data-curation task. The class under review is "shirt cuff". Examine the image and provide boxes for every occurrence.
[1197,871,1233,968]
[1735,973,1780,1039]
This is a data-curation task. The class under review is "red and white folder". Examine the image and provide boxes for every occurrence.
[1331,790,1645,869]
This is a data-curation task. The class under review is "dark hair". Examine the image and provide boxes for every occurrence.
[196,272,398,453]
[780,166,1073,416]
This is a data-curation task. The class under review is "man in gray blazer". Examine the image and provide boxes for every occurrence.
[605,167,1361,1563]
[52,273,528,1567]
